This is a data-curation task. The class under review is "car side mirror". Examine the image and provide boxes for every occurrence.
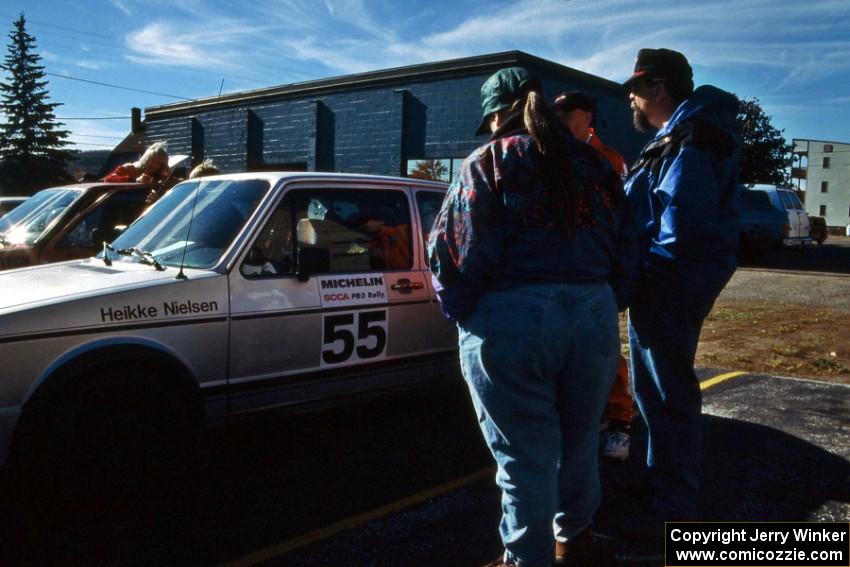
[297,247,330,282]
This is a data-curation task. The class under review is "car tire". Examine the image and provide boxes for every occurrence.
[8,359,202,562]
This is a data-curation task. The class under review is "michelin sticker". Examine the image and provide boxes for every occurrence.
[318,273,387,308]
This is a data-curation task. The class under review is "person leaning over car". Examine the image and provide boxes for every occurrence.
[620,48,741,538]
[103,141,170,185]
[428,67,637,567]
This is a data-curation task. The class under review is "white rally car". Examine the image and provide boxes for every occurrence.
[0,172,457,485]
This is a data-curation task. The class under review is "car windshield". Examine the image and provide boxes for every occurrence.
[108,178,270,269]
[0,188,80,245]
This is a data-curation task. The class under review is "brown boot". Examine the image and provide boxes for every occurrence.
[554,528,616,566]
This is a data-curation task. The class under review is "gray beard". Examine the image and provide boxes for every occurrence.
[633,108,653,132]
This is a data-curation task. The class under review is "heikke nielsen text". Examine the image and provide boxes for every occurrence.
[99,300,219,323]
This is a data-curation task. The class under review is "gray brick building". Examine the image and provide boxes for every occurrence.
[138,51,647,181]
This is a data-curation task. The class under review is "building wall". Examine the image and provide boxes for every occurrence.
[143,56,648,181]
[797,139,850,227]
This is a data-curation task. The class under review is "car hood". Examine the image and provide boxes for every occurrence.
[0,258,208,312]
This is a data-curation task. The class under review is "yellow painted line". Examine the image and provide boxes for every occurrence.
[221,465,496,567]
[700,370,747,391]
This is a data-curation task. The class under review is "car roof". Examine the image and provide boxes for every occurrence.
[47,182,149,192]
[185,171,449,191]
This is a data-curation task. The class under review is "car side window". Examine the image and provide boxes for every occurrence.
[56,190,148,249]
[290,189,412,273]
[415,191,445,262]
[741,190,772,212]
[241,195,295,278]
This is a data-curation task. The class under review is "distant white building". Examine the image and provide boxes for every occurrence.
[792,138,850,228]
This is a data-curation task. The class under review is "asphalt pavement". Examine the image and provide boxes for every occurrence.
[225,370,850,567]
[737,235,850,276]
[3,370,846,567]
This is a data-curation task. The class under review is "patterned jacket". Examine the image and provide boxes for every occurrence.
[427,113,637,321]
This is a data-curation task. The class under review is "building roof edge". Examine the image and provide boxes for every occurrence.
[145,50,625,117]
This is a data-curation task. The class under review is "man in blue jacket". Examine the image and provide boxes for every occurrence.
[622,49,740,535]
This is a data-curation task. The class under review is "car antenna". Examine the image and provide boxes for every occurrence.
[175,78,225,281]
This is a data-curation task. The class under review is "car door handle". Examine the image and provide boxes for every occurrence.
[390,279,424,292]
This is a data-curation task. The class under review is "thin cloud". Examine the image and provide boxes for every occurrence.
[75,60,104,71]
[124,22,242,69]
[110,0,132,16]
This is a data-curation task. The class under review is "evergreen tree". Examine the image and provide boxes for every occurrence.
[737,97,790,185]
[0,14,76,195]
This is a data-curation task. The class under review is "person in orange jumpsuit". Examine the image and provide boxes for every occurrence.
[553,91,633,461]
[363,218,411,270]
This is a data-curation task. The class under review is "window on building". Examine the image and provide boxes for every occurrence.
[824,144,833,153]
[821,181,829,193]
[820,205,827,216]
[823,157,831,169]
[406,158,463,183]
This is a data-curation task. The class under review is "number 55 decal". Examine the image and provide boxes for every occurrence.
[321,309,388,366]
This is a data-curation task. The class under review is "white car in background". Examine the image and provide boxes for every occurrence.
[746,184,812,246]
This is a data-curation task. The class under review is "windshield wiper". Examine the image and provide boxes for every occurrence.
[116,246,166,271]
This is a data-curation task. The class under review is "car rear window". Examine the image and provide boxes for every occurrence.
[778,190,803,210]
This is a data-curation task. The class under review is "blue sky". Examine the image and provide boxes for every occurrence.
[2,0,849,151]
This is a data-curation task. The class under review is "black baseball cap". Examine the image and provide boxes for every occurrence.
[623,48,693,89]
[552,91,593,113]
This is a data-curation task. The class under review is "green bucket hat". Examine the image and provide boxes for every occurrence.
[475,67,540,135]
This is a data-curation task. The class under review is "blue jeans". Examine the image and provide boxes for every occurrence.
[628,262,733,519]
[458,283,619,567]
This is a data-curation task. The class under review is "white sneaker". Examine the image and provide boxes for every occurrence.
[601,429,630,461]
